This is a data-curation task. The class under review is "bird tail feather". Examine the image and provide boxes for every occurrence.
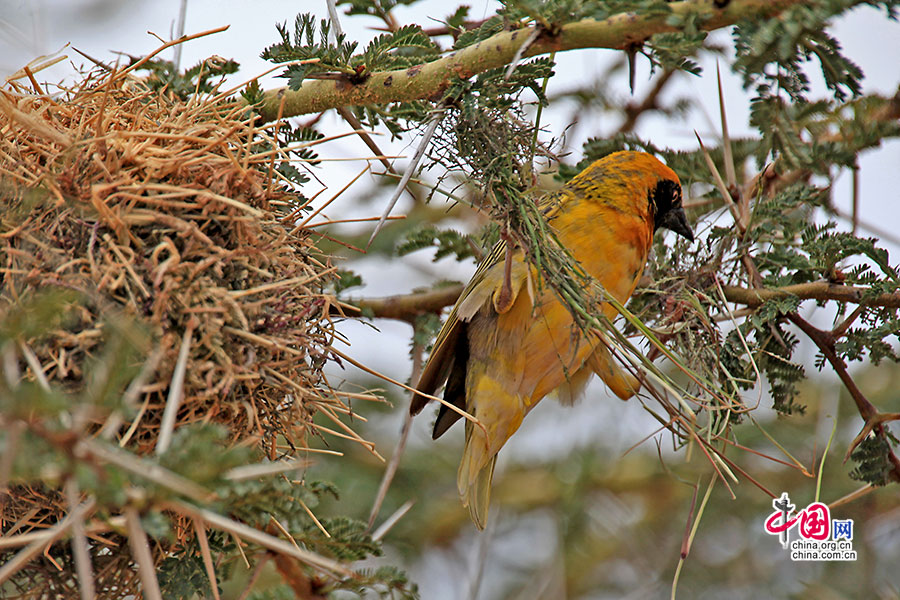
[458,444,496,531]
[457,376,522,530]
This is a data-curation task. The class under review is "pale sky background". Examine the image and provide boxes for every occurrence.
[3,2,899,598]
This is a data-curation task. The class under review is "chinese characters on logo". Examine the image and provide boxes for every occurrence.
[763,492,856,561]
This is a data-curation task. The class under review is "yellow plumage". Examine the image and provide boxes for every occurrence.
[410,151,693,529]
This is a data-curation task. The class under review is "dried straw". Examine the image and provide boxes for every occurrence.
[0,56,365,597]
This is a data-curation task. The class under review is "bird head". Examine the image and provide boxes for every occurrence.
[650,177,693,242]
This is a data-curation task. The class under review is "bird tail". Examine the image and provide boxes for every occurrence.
[456,375,523,530]
[458,434,497,530]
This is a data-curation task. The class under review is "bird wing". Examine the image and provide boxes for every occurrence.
[409,239,508,416]
[410,189,569,418]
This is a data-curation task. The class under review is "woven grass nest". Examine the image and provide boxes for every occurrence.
[0,61,361,596]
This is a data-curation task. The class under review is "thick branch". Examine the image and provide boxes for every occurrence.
[721,282,900,308]
[255,0,803,121]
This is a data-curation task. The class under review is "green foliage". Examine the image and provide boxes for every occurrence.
[333,269,365,294]
[644,31,706,75]
[159,554,214,600]
[453,16,508,49]
[0,288,78,340]
[131,56,240,99]
[250,566,419,600]
[413,312,443,348]
[339,566,420,599]
[397,227,477,262]
[734,1,900,165]
[495,0,673,33]
[159,425,254,486]
[306,516,382,561]
[248,588,298,600]
[221,476,326,528]
[158,531,233,600]
[241,77,264,105]
[282,123,326,164]
[261,14,439,89]
[849,433,899,486]
[262,15,358,86]
[747,298,806,414]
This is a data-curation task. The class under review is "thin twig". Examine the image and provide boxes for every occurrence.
[328,345,488,441]
[193,518,222,600]
[77,438,212,502]
[505,28,541,80]
[295,166,369,232]
[695,132,746,232]
[367,109,444,248]
[235,555,270,600]
[65,479,96,600]
[0,497,97,586]
[18,339,51,390]
[372,500,415,541]
[172,0,189,70]
[326,0,344,38]
[367,342,424,529]
[787,313,900,480]
[112,25,229,84]
[722,282,900,308]
[156,320,195,455]
[100,346,163,441]
[617,68,674,134]
[716,62,737,191]
[169,500,354,577]
[224,457,311,481]
[125,506,164,600]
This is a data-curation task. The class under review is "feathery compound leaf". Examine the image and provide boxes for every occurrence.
[850,434,898,486]
[645,31,707,75]
[397,227,478,262]
[358,24,440,72]
[261,14,359,87]
[454,16,507,49]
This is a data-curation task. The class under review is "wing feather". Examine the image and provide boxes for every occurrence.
[410,188,571,415]
[410,240,507,414]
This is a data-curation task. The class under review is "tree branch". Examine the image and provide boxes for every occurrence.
[787,313,900,483]
[337,280,899,324]
[338,284,464,322]
[721,282,900,309]
[253,0,804,121]
[616,68,675,134]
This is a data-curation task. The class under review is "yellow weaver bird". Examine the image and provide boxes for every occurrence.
[410,151,693,529]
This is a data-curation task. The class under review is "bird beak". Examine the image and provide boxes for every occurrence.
[661,207,694,242]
